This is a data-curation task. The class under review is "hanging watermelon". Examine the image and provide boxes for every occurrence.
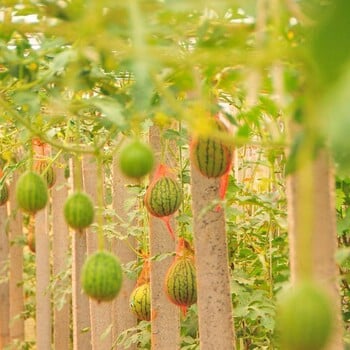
[144,164,182,239]
[164,238,197,316]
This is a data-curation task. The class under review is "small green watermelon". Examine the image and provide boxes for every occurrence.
[277,281,333,350]
[81,251,123,302]
[119,140,154,179]
[16,171,48,214]
[64,192,94,230]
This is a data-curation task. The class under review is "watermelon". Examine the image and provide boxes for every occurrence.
[144,176,182,217]
[64,192,94,230]
[277,281,333,350]
[165,256,197,308]
[0,183,9,206]
[129,283,151,321]
[16,171,48,214]
[191,119,233,178]
[81,251,123,302]
[119,140,155,179]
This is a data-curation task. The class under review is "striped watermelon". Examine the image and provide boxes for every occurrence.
[81,251,123,302]
[34,160,56,189]
[144,176,182,217]
[64,192,94,230]
[16,171,48,214]
[191,119,233,178]
[0,183,9,206]
[129,283,151,321]
[165,256,197,308]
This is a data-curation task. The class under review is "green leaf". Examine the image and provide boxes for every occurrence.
[259,96,279,117]
[46,50,75,78]
[335,188,346,211]
[150,252,175,262]
[12,91,40,115]
[236,123,251,139]
[234,305,250,318]
[337,207,350,235]
[309,0,350,88]
[335,247,350,266]
[323,68,350,176]
[163,129,180,140]
[92,97,127,129]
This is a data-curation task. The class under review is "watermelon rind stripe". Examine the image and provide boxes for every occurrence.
[166,179,172,215]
